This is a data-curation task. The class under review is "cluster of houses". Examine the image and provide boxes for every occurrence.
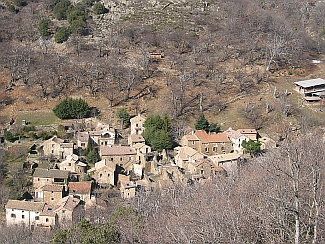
[5,114,276,230]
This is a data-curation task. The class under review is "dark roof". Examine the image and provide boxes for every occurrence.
[33,169,70,179]
[6,200,45,212]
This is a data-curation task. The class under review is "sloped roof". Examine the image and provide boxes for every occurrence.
[177,146,199,157]
[238,129,257,134]
[226,128,244,139]
[56,196,81,211]
[60,143,74,148]
[6,200,45,212]
[76,132,89,142]
[100,145,136,156]
[191,157,218,168]
[40,204,58,217]
[45,136,64,144]
[184,134,199,141]
[33,168,70,179]
[294,78,325,88]
[210,153,240,163]
[42,184,64,192]
[129,134,145,143]
[195,130,230,143]
[68,181,92,194]
[130,114,146,123]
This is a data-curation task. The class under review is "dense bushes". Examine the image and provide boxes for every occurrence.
[54,26,69,43]
[53,98,90,119]
[142,114,173,152]
[38,19,51,37]
[93,2,106,14]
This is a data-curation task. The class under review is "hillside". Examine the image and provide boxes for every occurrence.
[0,0,325,137]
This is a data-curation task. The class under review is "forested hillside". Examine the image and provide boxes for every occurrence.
[1,0,325,243]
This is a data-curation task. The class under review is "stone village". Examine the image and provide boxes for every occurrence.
[5,77,324,231]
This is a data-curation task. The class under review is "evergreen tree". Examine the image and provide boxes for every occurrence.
[116,108,130,127]
[53,98,90,119]
[142,114,173,152]
[195,113,209,131]
[242,140,261,155]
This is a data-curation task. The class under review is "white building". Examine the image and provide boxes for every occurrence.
[5,200,45,229]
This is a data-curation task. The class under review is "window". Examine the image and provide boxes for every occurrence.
[11,214,16,218]
[120,157,123,161]
[99,174,102,177]
[192,141,195,145]
[68,163,71,166]
[213,147,217,151]
[110,158,113,161]
[38,178,40,181]
[205,148,209,152]
[221,146,225,151]
[107,174,110,177]
[81,143,85,147]
[201,170,204,174]
[51,198,54,201]
[46,218,49,222]
[35,216,39,221]
[62,210,65,213]
[22,215,25,219]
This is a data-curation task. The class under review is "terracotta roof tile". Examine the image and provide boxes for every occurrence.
[195,130,230,143]
[68,181,92,194]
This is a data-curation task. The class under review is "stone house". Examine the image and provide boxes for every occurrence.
[5,200,45,230]
[38,205,58,230]
[99,145,137,173]
[76,129,116,149]
[181,130,233,156]
[209,153,240,176]
[42,136,74,159]
[76,132,89,150]
[88,159,115,187]
[133,143,151,155]
[68,181,92,202]
[120,181,136,199]
[54,196,84,228]
[34,184,67,204]
[130,114,146,135]
[225,128,250,153]
[188,157,226,179]
[174,146,205,170]
[33,168,70,189]
[238,129,258,142]
[128,134,145,147]
[59,154,88,174]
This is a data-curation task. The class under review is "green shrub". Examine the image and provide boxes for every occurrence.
[54,26,70,43]
[70,18,87,35]
[38,19,51,37]
[53,0,71,20]
[116,108,130,127]
[22,125,36,132]
[93,2,106,14]
[13,0,27,6]
[7,4,17,13]
[53,98,90,119]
